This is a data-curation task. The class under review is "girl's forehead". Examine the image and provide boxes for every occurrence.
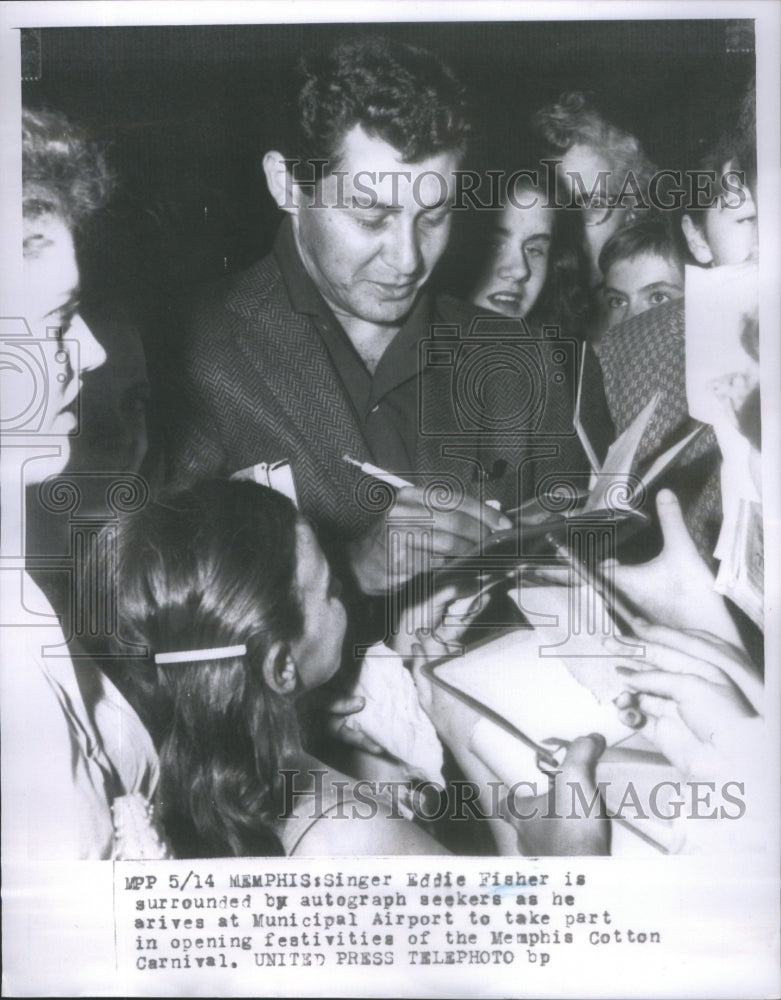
[501,197,554,236]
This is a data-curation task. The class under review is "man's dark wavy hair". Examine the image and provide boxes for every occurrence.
[22,106,113,231]
[107,480,304,858]
[280,35,470,175]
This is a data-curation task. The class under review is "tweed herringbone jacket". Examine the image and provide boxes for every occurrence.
[165,246,600,544]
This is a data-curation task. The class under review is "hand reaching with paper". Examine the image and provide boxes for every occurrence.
[611,621,761,779]
[413,649,611,856]
[328,584,476,765]
[602,489,743,645]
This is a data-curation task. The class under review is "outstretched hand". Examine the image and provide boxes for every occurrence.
[610,620,760,777]
[603,490,742,644]
[512,734,610,856]
[328,583,480,758]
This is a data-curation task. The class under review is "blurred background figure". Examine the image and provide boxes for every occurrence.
[67,304,150,476]
[531,91,657,293]
[2,107,160,861]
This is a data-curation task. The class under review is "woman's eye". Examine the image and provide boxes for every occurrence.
[606,296,626,310]
[525,245,547,260]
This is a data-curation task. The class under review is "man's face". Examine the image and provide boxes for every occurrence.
[604,252,684,326]
[291,125,459,326]
[471,197,553,318]
[15,216,106,481]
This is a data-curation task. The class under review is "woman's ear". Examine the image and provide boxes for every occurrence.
[681,213,714,265]
[263,151,298,216]
[261,640,299,695]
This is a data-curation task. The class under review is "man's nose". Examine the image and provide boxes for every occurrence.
[67,314,107,376]
[385,219,423,277]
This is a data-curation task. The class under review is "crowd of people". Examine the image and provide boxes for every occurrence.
[1,35,765,862]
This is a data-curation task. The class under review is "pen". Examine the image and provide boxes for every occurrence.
[421,661,563,767]
[505,490,589,516]
[544,532,637,636]
[342,454,414,490]
[343,454,507,525]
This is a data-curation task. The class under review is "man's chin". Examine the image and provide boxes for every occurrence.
[361,291,420,325]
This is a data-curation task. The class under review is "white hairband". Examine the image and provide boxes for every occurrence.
[154,644,246,665]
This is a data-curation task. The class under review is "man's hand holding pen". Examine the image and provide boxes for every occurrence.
[343,456,512,595]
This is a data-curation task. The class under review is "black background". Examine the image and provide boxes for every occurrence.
[20,20,755,470]
[23,21,754,286]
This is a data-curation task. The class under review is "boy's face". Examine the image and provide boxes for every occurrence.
[682,161,758,267]
[701,191,758,266]
[604,252,684,327]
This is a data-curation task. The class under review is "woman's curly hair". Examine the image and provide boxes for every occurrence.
[22,106,114,229]
[532,91,657,199]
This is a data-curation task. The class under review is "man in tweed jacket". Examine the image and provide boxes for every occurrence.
[166,37,599,595]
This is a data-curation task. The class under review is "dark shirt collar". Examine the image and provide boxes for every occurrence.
[273,215,327,317]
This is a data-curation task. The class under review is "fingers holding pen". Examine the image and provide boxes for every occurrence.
[393,486,512,557]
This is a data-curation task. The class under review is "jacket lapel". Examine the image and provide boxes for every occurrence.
[226,261,371,489]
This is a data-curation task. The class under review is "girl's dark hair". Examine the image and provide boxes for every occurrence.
[109,479,303,857]
[529,204,593,336]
